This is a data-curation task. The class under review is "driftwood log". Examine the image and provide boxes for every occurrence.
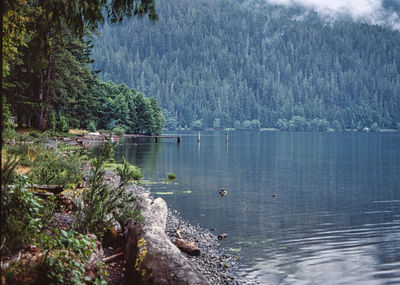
[124,195,210,285]
[30,184,64,194]
[174,239,201,256]
[174,224,201,256]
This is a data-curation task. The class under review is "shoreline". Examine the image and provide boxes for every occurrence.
[127,182,244,284]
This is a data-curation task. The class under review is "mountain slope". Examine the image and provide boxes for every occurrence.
[91,0,400,129]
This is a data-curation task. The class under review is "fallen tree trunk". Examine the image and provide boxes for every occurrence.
[30,184,63,194]
[124,195,210,285]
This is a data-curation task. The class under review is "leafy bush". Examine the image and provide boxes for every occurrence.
[75,140,141,237]
[289,116,309,131]
[4,143,43,166]
[370,122,380,132]
[241,119,261,130]
[332,120,342,131]
[276,119,288,131]
[48,111,57,133]
[112,124,128,136]
[234,121,241,129]
[4,230,107,284]
[30,147,84,187]
[310,118,330,131]
[190,119,203,130]
[40,230,106,284]
[57,114,70,133]
[213,118,221,129]
[1,172,43,254]
[167,172,176,180]
[2,95,13,130]
[87,121,97,132]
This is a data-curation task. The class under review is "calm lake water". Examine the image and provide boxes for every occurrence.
[114,131,400,284]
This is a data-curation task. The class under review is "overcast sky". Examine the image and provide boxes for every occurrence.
[264,0,400,30]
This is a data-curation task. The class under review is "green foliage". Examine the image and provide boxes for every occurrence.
[190,119,203,130]
[48,111,57,133]
[3,0,158,130]
[332,120,342,131]
[2,95,13,130]
[4,229,107,284]
[92,0,400,129]
[87,121,97,132]
[30,147,84,187]
[75,140,141,237]
[112,124,128,136]
[1,173,43,254]
[115,159,143,181]
[310,118,330,132]
[40,230,106,284]
[213,118,221,129]
[240,120,261,130]
[57,114,70,133]
[234,121,241,129]
[370,122,380,132]
[276,119,288,131]
[167,172,176,180]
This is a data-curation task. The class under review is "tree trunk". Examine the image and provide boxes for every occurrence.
[38,73,45,130]
[38,28,54,130]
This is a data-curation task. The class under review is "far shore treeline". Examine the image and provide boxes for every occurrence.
[2,0,164,135]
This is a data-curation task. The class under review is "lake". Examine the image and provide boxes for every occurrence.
[114,131,400,284]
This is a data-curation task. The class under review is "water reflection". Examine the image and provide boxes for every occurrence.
[114,131,400,284]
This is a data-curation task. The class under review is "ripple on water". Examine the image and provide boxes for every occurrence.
[242,220,400,284]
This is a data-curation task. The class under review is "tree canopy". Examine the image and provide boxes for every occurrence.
[2,0,164,134]
[92,0,400,130]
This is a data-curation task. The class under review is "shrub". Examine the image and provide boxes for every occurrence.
[74,140,141,237]
[167,172,176,180]
[30,146,84,187]
[41,230,106,284]
[57,114,69,133]
[332,120,342,131]
[276,119,288,131]
[213,118,221,129]
[234,121,241,129]
[87,121,97,132]
[370,122,380,132]
[288,116,308,131]
[112,124,127,136]
[4,230,107,284]
[1,172,43,254]
[190,119,203,130]
[48,111,57,133]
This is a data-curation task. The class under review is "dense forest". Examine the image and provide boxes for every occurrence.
[92,0,400,130]
[2,0,164,135]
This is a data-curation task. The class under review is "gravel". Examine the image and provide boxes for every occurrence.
[127,183,245,285]
[165,210,244,285]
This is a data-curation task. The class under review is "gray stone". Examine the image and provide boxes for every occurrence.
[125,196,210,285]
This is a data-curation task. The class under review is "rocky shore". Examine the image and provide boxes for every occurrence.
[127,183,244,284]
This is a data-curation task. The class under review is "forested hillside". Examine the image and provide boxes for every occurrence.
[92,0,400,130]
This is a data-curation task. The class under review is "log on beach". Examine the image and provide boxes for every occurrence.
[30,184,64,194]
[124,195,210,285]
[174,238,201,256]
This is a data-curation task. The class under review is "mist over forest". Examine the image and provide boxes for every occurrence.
[91,0,400,131]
